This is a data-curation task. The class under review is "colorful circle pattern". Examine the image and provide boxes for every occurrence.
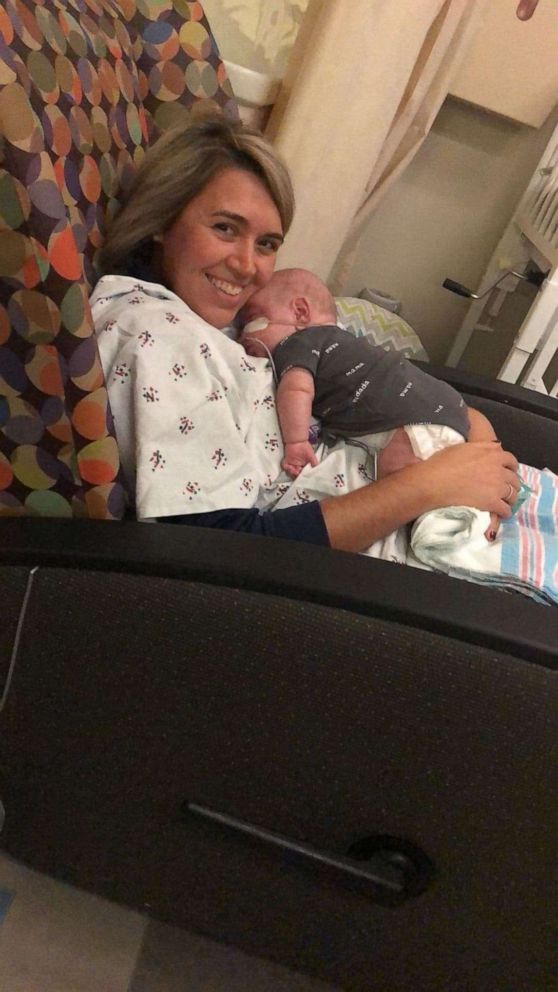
[0,0,239,519]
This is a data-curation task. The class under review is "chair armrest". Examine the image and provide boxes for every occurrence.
[0,518,555,669]
[412,361,558,471]
[412,361,558,420]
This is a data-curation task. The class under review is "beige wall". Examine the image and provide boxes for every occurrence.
[343,98,558,365]
[203,1,556,371]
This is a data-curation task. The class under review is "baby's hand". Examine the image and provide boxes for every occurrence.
[282,441,318,479]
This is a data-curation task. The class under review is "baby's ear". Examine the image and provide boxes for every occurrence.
[292,296,311,327]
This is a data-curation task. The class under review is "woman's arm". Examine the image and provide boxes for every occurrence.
[161,440,519,552]
[321,441,519,553]
[277,367,319,477]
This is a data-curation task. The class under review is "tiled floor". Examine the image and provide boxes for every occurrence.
[0,852,341,992]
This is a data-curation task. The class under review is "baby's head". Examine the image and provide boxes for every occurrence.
[239,268,337,358]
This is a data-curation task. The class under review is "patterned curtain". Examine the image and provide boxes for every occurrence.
[267,0,488,292]
[0,0,236,518]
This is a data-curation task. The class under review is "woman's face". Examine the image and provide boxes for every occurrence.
[160,167,284,329]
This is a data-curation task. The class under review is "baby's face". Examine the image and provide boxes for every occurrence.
[239,287,298,357]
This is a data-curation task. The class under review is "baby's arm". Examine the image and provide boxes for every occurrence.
[277,367,319,478]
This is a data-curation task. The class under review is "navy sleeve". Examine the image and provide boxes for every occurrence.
[158,501,330,545]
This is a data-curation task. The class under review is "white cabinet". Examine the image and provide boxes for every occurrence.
[449,0,558,127]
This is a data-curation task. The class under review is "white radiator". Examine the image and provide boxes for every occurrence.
[517,125,558,268]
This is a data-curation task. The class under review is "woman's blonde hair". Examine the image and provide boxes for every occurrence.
[98,115,295,277]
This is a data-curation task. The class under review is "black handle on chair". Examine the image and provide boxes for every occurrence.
[183,800,434,905]
[443,278,474,298]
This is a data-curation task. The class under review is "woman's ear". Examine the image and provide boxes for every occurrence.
[292,296,311,327]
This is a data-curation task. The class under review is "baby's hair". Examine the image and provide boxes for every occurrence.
[271,268,337,323]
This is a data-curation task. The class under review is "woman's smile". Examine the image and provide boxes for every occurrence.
[160,167,284,328]
[206,275,245,297]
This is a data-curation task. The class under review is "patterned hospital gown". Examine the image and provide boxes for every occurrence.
[90,277,373,521]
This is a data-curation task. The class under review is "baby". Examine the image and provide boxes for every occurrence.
[239,268,498,493]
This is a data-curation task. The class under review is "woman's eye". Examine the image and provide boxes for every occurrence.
[213,222,235,236]
[258,238,281,254]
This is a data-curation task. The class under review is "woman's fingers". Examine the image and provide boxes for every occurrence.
[488,467,522,525]
[495,498,513,519]
[501,448,519,471]
[493,468,520,518]
[504,472,521,502]
[420,441,520,515]
[485,510,501,542]
[516,0,540,20]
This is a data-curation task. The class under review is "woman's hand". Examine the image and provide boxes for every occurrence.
[321,439,519,554]
[516,0,540,20]
[465,408,510,541]
[411,441,520,520]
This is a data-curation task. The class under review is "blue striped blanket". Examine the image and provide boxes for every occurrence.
[410,465,558,606]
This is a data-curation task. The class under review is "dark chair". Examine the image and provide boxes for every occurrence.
[1,3,557,990]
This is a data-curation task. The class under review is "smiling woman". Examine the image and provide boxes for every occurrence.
[157,168,283,329]
[97,116,293,303]
[92,115,518,550]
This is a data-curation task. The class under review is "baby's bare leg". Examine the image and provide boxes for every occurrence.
[376,428,421,478]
